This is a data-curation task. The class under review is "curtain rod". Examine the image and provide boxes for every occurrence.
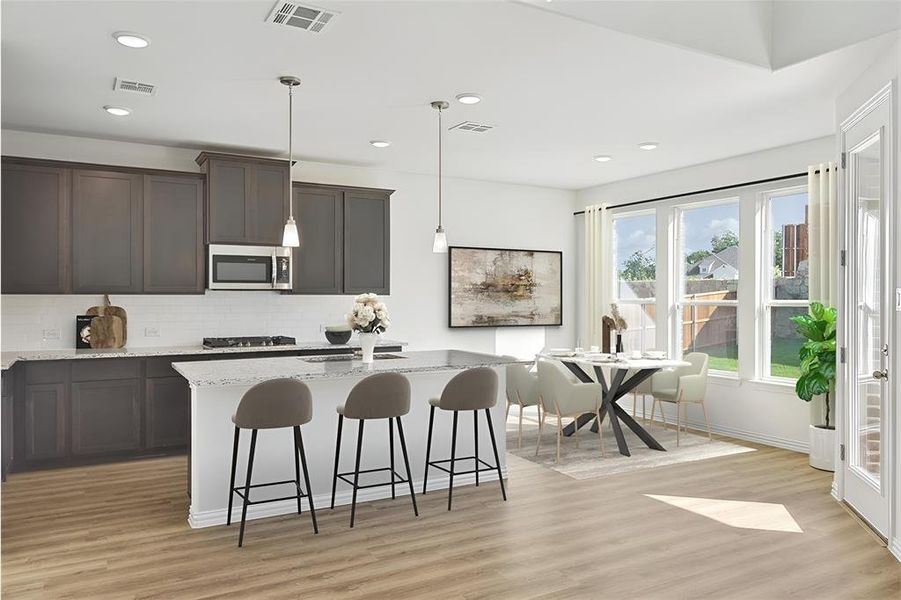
[572,169,825,216]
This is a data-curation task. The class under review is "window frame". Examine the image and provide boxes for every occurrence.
[757,184,809,383]
[611,209,658,352]
[673,197,741,377]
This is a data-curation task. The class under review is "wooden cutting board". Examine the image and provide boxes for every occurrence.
[86,295,127,348]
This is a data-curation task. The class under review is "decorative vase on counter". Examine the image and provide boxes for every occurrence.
[615,334,624,354]
[359,332,378,364]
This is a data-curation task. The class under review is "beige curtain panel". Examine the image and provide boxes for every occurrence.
[807,163,837,307]
[583,204,612,348]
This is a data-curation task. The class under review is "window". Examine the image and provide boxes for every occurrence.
[760,187,809,379]
[676,201,740,373]
[612,212,656,351]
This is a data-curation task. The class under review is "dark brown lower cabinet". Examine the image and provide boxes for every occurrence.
[145,377,189,449]
[23,382,67,461]
[70,379,142,456]
[2,372,14,481]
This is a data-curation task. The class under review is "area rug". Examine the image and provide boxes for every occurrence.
[505,409,755,480]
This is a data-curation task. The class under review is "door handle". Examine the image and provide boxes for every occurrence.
[873,369,888,380]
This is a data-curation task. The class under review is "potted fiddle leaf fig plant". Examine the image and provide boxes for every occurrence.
[789,302,837,471]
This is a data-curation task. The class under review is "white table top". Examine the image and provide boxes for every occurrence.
[537,352,690,370]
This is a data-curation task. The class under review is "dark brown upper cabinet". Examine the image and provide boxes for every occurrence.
[72,170,144,294]
[344,189,391,294]
[143,174,204,293]
[1,163,70,294]
[196,152,289,246]
[292,184,344,294]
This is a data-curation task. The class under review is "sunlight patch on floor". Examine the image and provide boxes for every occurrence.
[645,494,803,533]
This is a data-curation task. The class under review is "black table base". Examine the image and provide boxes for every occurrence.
[558,361,666,457]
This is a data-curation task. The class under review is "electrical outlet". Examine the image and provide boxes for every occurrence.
[144,327,160,338]
[42,328,60,340]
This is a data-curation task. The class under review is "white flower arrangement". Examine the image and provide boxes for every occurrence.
[346,293,390,334]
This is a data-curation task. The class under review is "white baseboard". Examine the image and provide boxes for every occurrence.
[889,538,901,562]
[188,468,507,529]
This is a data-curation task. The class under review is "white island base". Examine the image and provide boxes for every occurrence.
[175,351,519,528]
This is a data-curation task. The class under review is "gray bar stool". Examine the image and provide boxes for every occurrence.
[227,378,318,547]
[330,372,418,527]
[423,367,506,510]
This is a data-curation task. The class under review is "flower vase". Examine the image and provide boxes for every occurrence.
[359,332,378,364]
[615,334,624,355]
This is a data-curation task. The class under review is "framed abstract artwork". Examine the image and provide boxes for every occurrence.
[448,246,563,328]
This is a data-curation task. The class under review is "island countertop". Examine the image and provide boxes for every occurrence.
[172,349,525,387]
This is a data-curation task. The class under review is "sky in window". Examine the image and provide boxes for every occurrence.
[680,202,740,254]
[769,192,807,229]
[613,214,655,269]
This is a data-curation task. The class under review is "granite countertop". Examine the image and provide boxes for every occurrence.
[172,349,525,387]
[0,339,406,371]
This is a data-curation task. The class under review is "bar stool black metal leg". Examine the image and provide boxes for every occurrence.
[485,409,507,501]
[388,418,396,499]
[395,416,419,517]
[423,405,435,495]
[292,426,302,515]
[296,427,319,534]
[448,411,458,511]
[473,410,479,487]
[331,415,343,509]
[238,428,258,547]
[349,419,365,528]
[226,426,240,526]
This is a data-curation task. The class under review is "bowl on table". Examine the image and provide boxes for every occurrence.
[642,350,667,360]
[324,326,352,345]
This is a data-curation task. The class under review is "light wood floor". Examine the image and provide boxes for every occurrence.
[2,437,899,599]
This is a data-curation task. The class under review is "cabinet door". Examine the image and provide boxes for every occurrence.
[253,163,289,245]
[344,191,390,294]
[144,175,204,293]
[292,185,343,294]
[145,377,189,449]
[72,170,143,293]
[1,163,70,293]
[207,160,252,243]
[23,383,67,461]
[70,379,141,455]
[2,372,13,480]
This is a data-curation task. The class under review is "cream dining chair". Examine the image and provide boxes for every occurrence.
[649,352,710,446]
[536,360,605,463]
[505,364,541,449]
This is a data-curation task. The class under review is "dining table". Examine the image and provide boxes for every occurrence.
[537,352,691,457]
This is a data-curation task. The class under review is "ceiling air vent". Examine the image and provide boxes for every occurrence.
[114,77,156,96]
[266,2,338,33]
[449,121,495,133]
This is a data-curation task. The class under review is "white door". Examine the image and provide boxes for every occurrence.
[841,90,892,537]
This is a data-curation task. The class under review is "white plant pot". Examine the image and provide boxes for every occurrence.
[809,425,836,472]
[359,332,378,364]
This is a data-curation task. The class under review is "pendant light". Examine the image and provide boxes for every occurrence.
[280,76,301,247]
[431,100,449,253]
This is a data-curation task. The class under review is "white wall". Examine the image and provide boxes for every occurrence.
[573,136,837,454]
[0,130,577,355]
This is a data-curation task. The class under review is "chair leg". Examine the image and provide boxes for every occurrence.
[517,402,524,450]
[330,415,343,509]
[633,393,638,418]
[292,426,302,515]
[423,405,435,495]
[555,413,562,464]
[701,401,712,441]
[296,427,318,534]
[676,400,681,447]
[226,426,239,526]
[574,413,581,449]
[395,416,419,517]
[473,410,480,487]
[237,429,257,548]
[388,418,396,499]
[484,409,506,501]
[649,398,657,425]
[448,411,458,511]
[350,420,365,528]
[505,400,511,421]
[535,404,545,456]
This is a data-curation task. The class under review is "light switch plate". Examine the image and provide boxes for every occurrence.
[144,327,160,337]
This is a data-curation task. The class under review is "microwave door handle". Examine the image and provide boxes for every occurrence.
[271,252,277,288]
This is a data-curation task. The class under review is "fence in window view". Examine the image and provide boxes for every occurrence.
[682,290,736,352]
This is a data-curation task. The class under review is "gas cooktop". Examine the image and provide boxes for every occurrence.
[202,336,296,349]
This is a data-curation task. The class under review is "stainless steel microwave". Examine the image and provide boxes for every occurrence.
[208,244,292,291]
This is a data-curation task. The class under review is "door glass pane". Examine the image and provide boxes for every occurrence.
[852,134,882,485]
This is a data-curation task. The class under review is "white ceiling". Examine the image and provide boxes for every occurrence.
[2,1,898,190]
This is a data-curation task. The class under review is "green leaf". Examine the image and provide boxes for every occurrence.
[809,302,826,322]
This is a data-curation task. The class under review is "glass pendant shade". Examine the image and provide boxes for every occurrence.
[282,216,300,247]
[432,226,448,253]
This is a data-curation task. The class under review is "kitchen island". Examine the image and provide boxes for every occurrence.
[173,349,523,528]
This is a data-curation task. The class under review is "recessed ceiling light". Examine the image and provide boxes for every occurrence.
[455,93,481,105]
[113,32,150,48]
[103,105,132,117]
[369,140,391,148]
[593,155,612,162]
[638,142,659,150]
